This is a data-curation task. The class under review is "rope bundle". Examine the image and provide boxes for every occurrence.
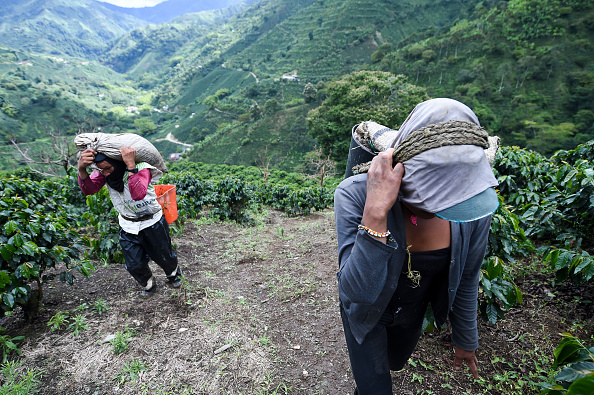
[352,120,492,175]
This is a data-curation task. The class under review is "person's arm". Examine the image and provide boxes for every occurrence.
[335,150,404,332]
[335,185,398,305]
[119,146,152,201]
[77,148,106,195]
[361,150,404,244]
[449,216,493,379]
[128,169,151,201]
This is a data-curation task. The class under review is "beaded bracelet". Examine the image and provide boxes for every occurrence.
[358,224,391,238]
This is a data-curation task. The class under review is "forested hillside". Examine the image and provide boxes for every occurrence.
[99,0,257,24]
[139,0,483,169]
[1,0,593,171]
[128,0,593,169]
[0,0,146,59]
[375,0,594,155]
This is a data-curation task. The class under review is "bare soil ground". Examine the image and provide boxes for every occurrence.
[2,209,593,394]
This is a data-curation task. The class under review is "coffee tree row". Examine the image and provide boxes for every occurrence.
[1,140,591,322]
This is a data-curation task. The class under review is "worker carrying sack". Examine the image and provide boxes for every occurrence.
[74,133,168,178]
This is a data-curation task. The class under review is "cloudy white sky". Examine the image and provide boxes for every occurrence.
[96,0,167,7]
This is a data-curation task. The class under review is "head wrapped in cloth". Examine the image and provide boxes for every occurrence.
[352,98,500,222]
[392,98,499,222]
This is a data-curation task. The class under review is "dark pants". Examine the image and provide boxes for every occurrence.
[119,216,178,288]
[341,249,450,395]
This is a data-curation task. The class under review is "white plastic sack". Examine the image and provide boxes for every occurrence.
[74,133,168,173]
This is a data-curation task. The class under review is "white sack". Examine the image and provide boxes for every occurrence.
[74,133,168,173]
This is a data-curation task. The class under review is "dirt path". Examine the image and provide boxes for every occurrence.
[3,209,592,394]
[155,132,193,148]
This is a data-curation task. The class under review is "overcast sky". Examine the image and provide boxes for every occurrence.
[96,0,167,7]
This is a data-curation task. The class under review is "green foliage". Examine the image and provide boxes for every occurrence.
[381,0,594,155]
[539,333,594,394]
[0,360,43,395]
[541,247,594,284]
[110,327,136,355]
[306,71,428,167]
[502,0,569,43]
[47,311,69,332]
[0,176,88,318]
[161,163,336,220]
[92,299,110,316]
[479,257,522,324]
[82,188,123,264]
[477,140,594,323]
[67,314,89,336]
[494,142,594,248]
[133,118,157,135]
[0,328,24,363]
[115,359,148,385]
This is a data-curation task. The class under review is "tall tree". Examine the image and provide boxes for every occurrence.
[306,71,428,167]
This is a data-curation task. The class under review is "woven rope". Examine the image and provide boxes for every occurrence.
[354,121,397,152]
[352,120,490,174]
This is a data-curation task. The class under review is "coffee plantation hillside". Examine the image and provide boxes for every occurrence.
[149,0,594,169]
[0,0,145,59]
[2,0,594,177]
[373,0,594,155]
[0,140,592,394]
[1,140,592,324]
[0,46,148,150]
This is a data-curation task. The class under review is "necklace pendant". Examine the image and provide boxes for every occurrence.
[410,215,418,226]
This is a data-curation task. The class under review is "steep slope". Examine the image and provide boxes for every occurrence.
[373,0,594,154]
[0,0,146,58]
[0,46,143,145]
[143,0,481,168]
[102,7,252,76]
[97,0,258,24]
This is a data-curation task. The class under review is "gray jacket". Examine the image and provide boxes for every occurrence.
[334,174,492,349]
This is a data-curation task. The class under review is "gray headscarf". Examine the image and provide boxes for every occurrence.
[391,98,499,221]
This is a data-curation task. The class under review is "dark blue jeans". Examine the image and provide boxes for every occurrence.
[119,216,178,287]
[341,248,450,395]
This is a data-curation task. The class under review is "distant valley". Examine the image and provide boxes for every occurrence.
[0,0,592,173]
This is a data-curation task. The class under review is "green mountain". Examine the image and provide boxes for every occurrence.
[132,0,483,169]
[0,46,144,145]
[143,0,593,168]
[0,0,146,58]
[1,0,593,174]
[98,0,257,24]
[102,7,254,77]
[373,0,594,155]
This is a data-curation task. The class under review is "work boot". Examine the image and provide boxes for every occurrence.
[140,283,157,298]
[140,276,157,298]
[167,267,184,288]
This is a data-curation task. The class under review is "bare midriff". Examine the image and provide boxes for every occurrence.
[402,204,451,252]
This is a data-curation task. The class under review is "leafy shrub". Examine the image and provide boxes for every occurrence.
[67,314,88,336]
[0,360,43,395]
[92,299,109,315]
[0,176,89,319]
[479,257,522,324]
[539,333,594,394]
[540,247,594,284]
[110,327,136,355]
[494,141,594,276]
[82,188,123,264]
[115,359,147,385]
[47,311,69,332]
[0,328,24,363]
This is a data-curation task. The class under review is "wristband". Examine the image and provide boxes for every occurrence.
[358,224,391,238]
